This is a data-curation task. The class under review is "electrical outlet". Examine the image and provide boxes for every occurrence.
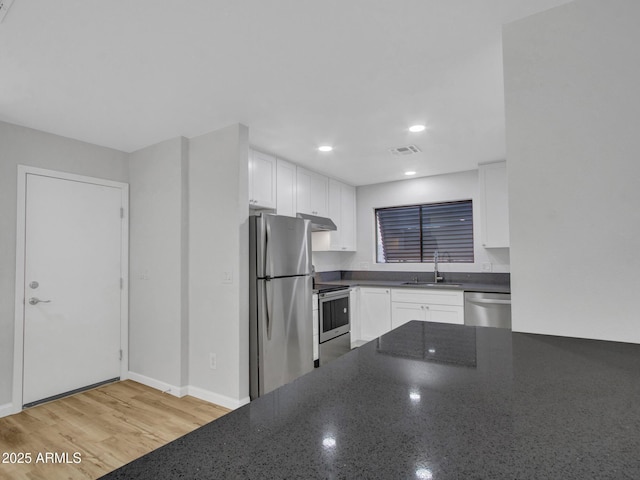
[209,353,217,370]
[222,271,233,284]
[482,263,493,273]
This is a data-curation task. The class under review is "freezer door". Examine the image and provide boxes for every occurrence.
[255,275,313,397]
[256,214,311,278]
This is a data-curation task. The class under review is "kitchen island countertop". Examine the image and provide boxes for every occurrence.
[101,322,640,479]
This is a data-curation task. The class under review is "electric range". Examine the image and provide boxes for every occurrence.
[313,283,350,294]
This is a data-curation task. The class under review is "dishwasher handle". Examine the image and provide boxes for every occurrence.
[467,298,511,305]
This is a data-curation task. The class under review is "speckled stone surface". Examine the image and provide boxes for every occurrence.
[318,278,510,294]
[101,322,640,479]
[314,270,510,293]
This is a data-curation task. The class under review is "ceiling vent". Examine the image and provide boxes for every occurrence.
[0,0,15,24]
[389,145,421,156]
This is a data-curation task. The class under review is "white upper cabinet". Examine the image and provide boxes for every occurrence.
[330,179,356,251]
[249,149,277,209]
[314,179,356,251]
[296,167,328,217]
[275,158,296,217]
[479,161,510,248]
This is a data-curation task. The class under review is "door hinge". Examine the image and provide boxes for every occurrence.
[120,207,124,218]
[119,349,123,361]
[120,277,123,289]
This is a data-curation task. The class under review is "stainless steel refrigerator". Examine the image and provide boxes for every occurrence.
[249,213,313,400]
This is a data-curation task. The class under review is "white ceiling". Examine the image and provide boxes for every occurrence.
[0,0,572,186]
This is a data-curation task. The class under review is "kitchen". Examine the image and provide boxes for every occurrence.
[1,0,640,478]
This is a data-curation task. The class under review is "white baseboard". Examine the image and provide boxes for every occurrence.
[187,386,250,410]
[0,403,14,419]
[126,372,249,410]
[2,377,250,419]
[127,371,188,398]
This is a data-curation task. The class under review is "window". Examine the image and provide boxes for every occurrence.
[376,200,474,263]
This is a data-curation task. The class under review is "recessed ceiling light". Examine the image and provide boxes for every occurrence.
[409,125,426,133]
[318,145,333,152]
[405,171,416,176]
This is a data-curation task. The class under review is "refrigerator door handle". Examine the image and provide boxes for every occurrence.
[265,279,273,340]
[265,219,272,279]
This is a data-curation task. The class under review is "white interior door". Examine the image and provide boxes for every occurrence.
[22,173,123,406]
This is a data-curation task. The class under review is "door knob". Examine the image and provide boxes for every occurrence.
[28,297,51,305]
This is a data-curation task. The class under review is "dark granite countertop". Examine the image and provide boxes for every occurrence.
[101,322,640,479]
[316,279,510,294]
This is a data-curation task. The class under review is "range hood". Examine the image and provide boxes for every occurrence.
[296,213,337,231]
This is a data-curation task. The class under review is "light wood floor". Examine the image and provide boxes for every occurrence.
[0,380,230,480]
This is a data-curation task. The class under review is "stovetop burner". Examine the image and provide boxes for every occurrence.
[314,283,350,294]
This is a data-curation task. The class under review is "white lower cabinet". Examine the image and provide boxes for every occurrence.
[391,288,464,329]
[349,287,361,348]
[391,302,428,329]
[312,294,319,362]
[352,287,464,345]
[358,287,391,342]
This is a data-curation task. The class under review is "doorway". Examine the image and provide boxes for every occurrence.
[13,166,129,410]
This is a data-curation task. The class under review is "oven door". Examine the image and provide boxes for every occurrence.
[319,290,350,343]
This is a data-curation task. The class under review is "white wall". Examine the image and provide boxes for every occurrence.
[128,137,188,391]
[312,251,350,273]
[344,170,510,274]
[504,0,640,342]
[0,121,128,407]
[188,124,249,407]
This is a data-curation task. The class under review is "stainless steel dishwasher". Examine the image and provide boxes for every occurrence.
[464,292,511,329]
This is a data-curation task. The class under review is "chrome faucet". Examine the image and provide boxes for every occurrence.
[433,250,443,283]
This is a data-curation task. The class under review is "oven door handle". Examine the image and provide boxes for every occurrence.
[319,289,350,300]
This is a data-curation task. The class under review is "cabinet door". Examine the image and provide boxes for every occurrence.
[340,183,356,250]
[276,158,296,217]
[312,307,319,361]
[359,288,391,341]
[328,179,342,249]
[249,150,276,209]
[479,161,509,248]
[296,167,312,215]
[328,179,356,251]
[310,172,328,217]
[349,287,361,347]
[426,305,464,325]
[391,302,427,329]
[296,167,328,216]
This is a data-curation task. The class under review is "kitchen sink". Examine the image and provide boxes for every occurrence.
[401,282,462,287]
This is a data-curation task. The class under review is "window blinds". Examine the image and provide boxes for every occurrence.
[376,200,474,263]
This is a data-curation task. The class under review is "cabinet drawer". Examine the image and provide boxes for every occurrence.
[391,288,463,306]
